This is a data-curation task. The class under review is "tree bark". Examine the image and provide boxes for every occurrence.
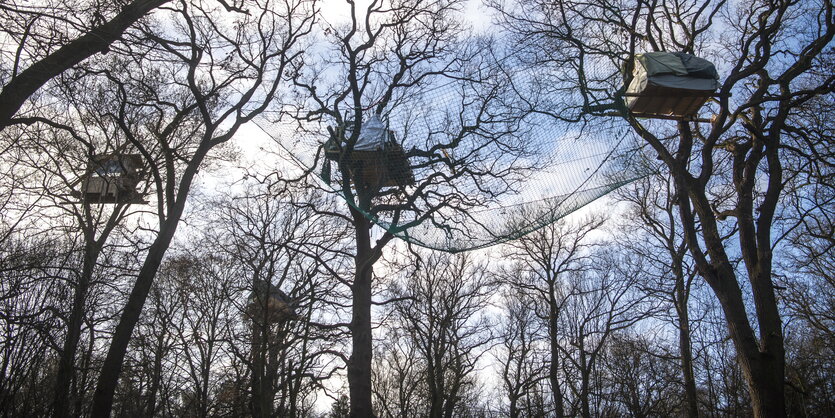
[0,0,170,130]
[251,320,270,417]
[548,299,565,417]
[675,276,699,418]
[348,205,375,417]
[579,356,591,418]
[90,224,178,416]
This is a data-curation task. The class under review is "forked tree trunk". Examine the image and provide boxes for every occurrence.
[670,122,786,417]
[699,266,786,417]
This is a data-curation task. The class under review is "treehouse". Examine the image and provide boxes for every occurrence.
[624,52,720,120]
[325,114,414,190]
[246,281,296,324]
[74,154,145,204]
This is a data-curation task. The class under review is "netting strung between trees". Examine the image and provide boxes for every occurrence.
[255,71,648,253]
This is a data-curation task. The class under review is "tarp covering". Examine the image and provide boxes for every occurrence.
[672,52,719,79]
[628,52,720,93]
[346,113,388,151]
[638,52,688,76]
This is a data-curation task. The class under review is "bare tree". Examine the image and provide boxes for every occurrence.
[616,171,702,417]
[209,182,350,417]
[603,332,682,417]
[372,327,426,418]
[289,1,532,414]
[558,251,653,418]
[73,1,317,414]
[496,287,549,418]
[501,214,604,417]
[0,235,74,416]
[491,0,834,415]
[778,94,834,416]
[382,252,496,418]
[4,70,154,417]
[126,258,185,417]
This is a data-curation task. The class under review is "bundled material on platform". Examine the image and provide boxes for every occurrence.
[324,113,414,189]
[247,281,296,323]
[625,52,720,118]
[75,154,145,204]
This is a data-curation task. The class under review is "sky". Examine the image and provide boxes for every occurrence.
[318,0,493,32]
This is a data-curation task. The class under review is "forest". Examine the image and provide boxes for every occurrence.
[0,0,832,417]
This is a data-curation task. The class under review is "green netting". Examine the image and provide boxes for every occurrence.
[254,72,648,253]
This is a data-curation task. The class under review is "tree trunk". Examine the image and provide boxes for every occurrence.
[509,394,520,418]
[89,140,210,416]
[0,0,170,130]
[580,373,591,418]
[579,351,591,418]
[52,240,102,418]
[250,321,270,418]
[145,333,165,416]
[671,121,786,418]
[90,226,177,416]
[674,181,786,417]
[348,210,375,417]
[548,299,565,417]
[429,356,444,418]
[676,290,699,418]
[710,267,786,417]
[672,259,699,418]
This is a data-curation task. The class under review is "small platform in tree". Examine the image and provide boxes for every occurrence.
[324,114,415,189]
[624,52,720,119]
[73,154,146,204]
[246,281,296,324]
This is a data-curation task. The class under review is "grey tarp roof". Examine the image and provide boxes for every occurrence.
[345,113,388,151]
[251,281,293,305]
[627,52,720,94]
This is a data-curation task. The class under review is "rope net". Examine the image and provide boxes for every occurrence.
[255,70,647,253]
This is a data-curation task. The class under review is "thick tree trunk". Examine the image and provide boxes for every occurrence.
[682,207,786,418]
[90,224,179,416]
[671,122,786,418]
[676,190,786,417]
[90,161,202,416]
[251,321,272,418]
[580,368,591,418]
[348,211,375,417]
[709,268,786,417]
[743,268,786,417]
[0,0,170,130]
[429,357,445,418]
[508,395,520,418]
